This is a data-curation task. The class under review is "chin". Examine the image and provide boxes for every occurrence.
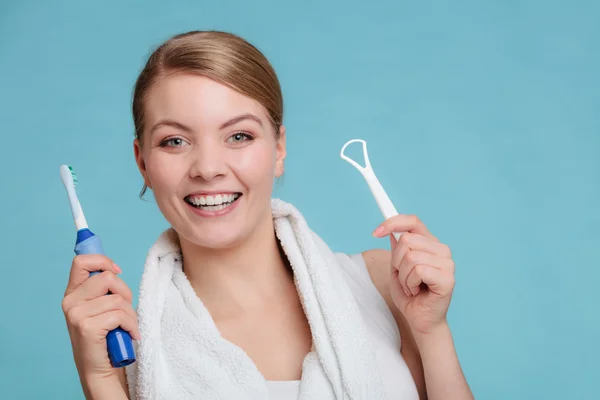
[180,225,247,250]
[198,236,242,250]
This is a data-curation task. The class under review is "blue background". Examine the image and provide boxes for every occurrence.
[1,0,598,398]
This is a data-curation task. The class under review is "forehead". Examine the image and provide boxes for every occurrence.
[144,73,268,128]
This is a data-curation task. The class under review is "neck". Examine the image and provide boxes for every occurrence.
[179,212,293,320]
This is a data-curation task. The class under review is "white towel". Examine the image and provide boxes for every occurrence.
[126,198,387,399]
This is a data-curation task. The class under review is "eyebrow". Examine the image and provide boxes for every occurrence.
[149,113,263,136]
[149,120,193,135]
[219,113,263,129]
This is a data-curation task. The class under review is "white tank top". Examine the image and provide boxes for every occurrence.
[265,252,420,399]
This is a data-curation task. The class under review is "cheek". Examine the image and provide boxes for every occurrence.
[231,143,276,186]
[145,153,185,194]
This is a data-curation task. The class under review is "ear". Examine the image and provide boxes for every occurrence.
[274,125,287,178]
[134,138,152,189]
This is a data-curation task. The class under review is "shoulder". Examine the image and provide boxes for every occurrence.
[360,248,427,398]
[334,247,404,336]
[359,249,395,313]
[359,249,405,331]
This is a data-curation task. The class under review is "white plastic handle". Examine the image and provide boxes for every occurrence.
[340,139,400,241]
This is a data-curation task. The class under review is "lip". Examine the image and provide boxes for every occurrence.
[185,194,242,218]
[186,191,241,197]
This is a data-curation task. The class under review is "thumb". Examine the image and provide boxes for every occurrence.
[389,233,399,252]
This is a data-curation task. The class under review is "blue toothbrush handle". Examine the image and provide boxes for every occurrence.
[74,229,136,368]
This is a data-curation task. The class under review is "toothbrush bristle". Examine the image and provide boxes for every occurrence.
[68,165,78,185]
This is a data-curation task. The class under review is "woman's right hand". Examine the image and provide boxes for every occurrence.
[61,254,141,390]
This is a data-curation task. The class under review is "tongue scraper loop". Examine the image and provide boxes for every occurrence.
[340,139,401,241]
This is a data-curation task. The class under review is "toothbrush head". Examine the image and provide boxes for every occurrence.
[60,164,88,230]
[60,164,77,189]
[68,165,78,186]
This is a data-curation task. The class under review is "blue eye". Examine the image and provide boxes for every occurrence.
[228,132,254,143]
[160,137,186,147]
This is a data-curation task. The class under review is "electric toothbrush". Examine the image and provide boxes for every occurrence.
[59,164,136,368]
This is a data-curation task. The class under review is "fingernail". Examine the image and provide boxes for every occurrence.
[113,263,122,274]
[372,226,384,237]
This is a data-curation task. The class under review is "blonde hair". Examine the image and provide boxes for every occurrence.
[132,30,284,197]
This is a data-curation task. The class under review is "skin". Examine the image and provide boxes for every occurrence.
[61,73,473,399]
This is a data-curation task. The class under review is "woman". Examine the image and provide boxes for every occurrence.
[61,30,473,399]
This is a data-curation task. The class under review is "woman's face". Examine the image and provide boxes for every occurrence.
[134,73,286,249]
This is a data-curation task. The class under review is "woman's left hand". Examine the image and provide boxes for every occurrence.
[373,215,456,336]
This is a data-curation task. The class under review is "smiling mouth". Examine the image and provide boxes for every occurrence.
[184,193,242,211]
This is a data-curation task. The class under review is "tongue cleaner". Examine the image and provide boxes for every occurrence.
[340,139,401,241]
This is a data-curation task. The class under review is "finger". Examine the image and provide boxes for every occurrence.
[391,232,452,263]
[396,251,454,295]
[391,266,411,298]
[63,271,133,312]
[65,254,122,296]
[67,294,137,326]
[79,310,141,341]
[373,214,438,242]
[406,264,455,296]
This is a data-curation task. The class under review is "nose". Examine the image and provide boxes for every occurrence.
[188,141,227,182]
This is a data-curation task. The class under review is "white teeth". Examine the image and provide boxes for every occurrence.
[187,193,240,208]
